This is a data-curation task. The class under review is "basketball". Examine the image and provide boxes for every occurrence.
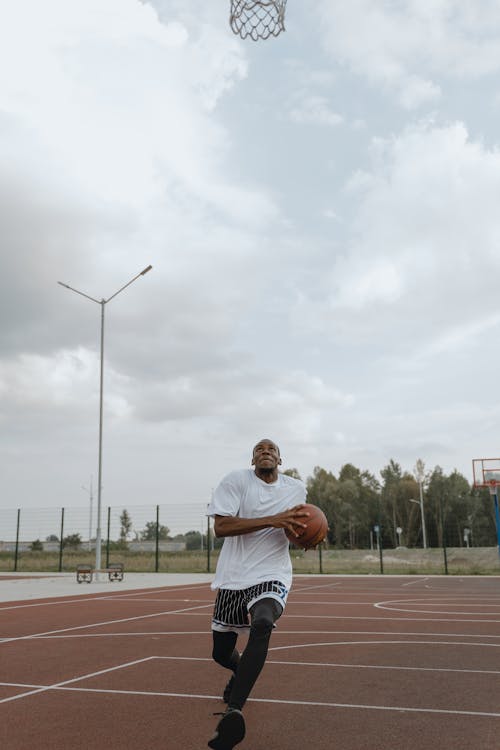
[286,504,328,550]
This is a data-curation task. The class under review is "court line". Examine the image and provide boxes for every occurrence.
[0,644,500,689]
[269,639,500,651]
[24,628,500,641]
[0,603,213,645]
[0,584,212,612]
[2,683,499,718]
[0,656,156,704]
[175,611,500,624]
[152,655,500,675]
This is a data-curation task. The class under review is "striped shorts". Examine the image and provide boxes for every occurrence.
[211,580,289,633]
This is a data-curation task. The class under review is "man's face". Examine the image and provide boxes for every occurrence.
[251,440,282,470]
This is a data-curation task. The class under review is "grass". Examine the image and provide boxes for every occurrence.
[2,546,500,576]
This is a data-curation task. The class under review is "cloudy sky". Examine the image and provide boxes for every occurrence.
[2,0,500,534]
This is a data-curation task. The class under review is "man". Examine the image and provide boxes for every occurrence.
[207,439,309,750]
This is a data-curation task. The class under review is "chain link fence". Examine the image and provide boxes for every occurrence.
[1,505,498,575]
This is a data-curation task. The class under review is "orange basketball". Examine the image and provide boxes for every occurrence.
[286,504,328,550]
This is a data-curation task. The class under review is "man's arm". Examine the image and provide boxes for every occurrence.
[214,504,310,539]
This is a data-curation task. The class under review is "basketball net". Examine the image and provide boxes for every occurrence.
[230,0,287,41]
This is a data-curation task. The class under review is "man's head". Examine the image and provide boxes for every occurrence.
[251,439,281,476]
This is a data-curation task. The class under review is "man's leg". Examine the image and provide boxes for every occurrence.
[212,630,240,701]
[226,597,282,710]
[212,630,240,672]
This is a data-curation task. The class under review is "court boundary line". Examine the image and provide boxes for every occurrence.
[1,679,499,719]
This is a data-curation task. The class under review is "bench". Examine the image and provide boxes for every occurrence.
[76,562,124,583]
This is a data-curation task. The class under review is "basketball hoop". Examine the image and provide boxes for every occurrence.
[487,479,500,495]
[229,0,287,41]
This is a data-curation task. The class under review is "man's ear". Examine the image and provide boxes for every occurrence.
[278,456,282,465]
[251,455,255,466]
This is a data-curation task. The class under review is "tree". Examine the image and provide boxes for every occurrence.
[306,466,338,546]
[45,534,59,542]
[63,533,82,549]
[119,509,133,544]
[30,539,43,551]
[185,530,203,550]
[283,468,302,480]
[140,521,170,541]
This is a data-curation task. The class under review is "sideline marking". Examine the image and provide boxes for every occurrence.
[269,639,500,652]
[0,584,212,612]
[0,603,212,645]
[375,598,500,616]
[1,682,499,718]
[0,656,156,704]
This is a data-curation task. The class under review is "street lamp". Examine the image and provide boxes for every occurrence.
[413,459,428,549]
[58,265,152,576]
[408,497,427,549]
[81,476,93,551]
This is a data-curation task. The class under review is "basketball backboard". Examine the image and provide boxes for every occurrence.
[472,458,500,491]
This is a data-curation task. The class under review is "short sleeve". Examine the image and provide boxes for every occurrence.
[207,471,243,518]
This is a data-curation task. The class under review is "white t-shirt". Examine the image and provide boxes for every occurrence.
[207,469,306,591]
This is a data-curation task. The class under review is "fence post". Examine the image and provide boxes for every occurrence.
[14,509,20,572]
[375,525,384,574]
[318,543,323,574]
[439,495,449,575]
[106,507,111,568]
[58,508,65,572]
[207,515,211,573]
[155,505,160,573]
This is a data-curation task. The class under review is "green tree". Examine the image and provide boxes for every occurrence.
[30,539,43,551]
[63,533,82,549]
[119,509,133,544]
[306,466,338,545]
[140,521,170,541]
[184,530,203,550]
[283,468,302,480]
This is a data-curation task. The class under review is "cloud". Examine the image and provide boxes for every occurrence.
[290,120,500,360]
[315,0,500,108]
[289,95,343,126]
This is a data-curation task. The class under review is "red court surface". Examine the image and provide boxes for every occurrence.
[1,575,500,749]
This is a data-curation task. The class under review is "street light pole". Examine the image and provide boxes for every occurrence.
[418,479,427,549]
[82,476,93,551]
[414,459,427,550]
[408,497,427,549]
[58,265,152,575]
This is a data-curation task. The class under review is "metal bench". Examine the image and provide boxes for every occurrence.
[76,562,124,583]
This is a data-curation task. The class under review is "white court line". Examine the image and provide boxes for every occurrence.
[0,584,212,612]
[269,639,500,652]
[2,682,500,719]
[375,599,500,616]
[292,582,343,592]
[0,602,213,645]
[0,656,156,704]
[26,627,500,641]
[152,655,500,675]
[402,578,429,586]
[176,611,500,624]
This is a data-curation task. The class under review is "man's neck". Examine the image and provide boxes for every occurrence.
[254,468,279,484]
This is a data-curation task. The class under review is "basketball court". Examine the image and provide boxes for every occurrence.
[1,574,499,749]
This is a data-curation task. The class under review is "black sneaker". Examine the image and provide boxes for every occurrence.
[208,708,245,750]
[223,675,235,703]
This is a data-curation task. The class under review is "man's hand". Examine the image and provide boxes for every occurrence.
[269,504,310,538]
[214,504,310,538]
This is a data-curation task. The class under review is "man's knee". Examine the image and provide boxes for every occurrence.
[249,598,282,638]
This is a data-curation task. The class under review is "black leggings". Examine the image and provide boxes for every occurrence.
[212,597,283,710]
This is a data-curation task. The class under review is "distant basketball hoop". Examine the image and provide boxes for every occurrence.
[230,0,287,41]
[487,479,500,495]
[473,457,500,558]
